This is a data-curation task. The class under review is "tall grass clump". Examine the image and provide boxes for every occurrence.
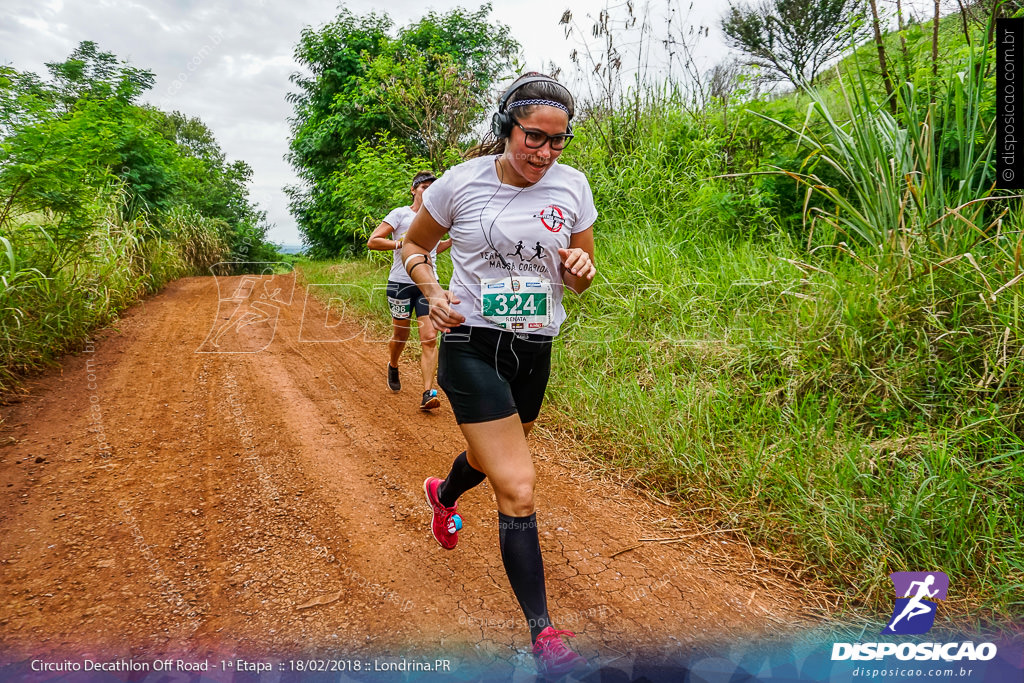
[541,16,1022,623]
[761,47,996,258]
[0,188,229,391]
[746,24,1022,617]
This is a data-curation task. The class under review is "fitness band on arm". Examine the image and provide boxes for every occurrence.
[404,253,432,278]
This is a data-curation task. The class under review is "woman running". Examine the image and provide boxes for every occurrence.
[401,74,597,677]
[367,171,450,410]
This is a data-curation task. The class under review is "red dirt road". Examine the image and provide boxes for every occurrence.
[0,273,818,675]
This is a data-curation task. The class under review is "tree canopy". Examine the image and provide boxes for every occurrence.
[286,4,519,257]
[0,41,271,263]
[44,40,156,111]
[722,0,867,88]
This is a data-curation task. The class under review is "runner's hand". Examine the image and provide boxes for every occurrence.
[558,247,596,281]
[428,290,464,333]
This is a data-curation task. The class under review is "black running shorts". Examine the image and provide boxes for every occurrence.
[386,280,430,319]
[438,325,553,425]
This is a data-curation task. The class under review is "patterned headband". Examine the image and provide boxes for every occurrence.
[507,99,571,117]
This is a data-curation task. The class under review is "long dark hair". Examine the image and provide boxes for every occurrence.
[465,72,575,159]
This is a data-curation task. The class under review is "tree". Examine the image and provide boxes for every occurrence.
[156,110,225,162]
[151,109,264,235]
[286,4,519,256]
[287,11,395,183]
[867,0,897,115]
[360,51,484,168]
[721,0,867,88]
[363,5,518,167]
[398,5,519,105]
[44,40,154,111]
[1,43,271,267]
[0,66,54,138]
[1,43,175,222]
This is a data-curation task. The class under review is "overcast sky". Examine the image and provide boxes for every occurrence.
[1,1,753,246]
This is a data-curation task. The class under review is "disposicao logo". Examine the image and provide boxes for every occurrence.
[831,571,998,663]
[884,571,948,635]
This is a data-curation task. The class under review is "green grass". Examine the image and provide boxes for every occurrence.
[302,215,1023,627]
[544,63,1022,624]
[297,248,455,343]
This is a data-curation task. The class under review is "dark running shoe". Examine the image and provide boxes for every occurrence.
[420,389,440,411]
[387,363,400,392]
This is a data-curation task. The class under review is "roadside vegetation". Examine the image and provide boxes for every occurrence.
[293,1,1022,626]
[0,41,278,391]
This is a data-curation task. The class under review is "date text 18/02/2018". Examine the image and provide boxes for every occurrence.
[286,659,452,673]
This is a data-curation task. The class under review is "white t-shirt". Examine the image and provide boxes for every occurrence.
[421,155,597,337]
[382,205,438,284]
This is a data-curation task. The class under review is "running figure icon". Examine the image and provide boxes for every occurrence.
[506,240,526,259]
[880,573,942,634]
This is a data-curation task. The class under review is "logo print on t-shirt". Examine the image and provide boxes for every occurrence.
[535,205,566,232]
[506,241,547,262]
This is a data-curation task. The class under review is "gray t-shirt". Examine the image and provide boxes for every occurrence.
[421,155,597,336]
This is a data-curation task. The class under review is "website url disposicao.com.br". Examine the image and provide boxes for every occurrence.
[850,665,978,679]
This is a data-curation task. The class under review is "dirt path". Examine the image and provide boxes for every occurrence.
[0,272,819,677]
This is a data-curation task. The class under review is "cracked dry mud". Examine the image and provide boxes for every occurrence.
[0,273,817,670]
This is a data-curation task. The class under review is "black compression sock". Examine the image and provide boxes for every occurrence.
[498,512,551,642]
[437,451,485,507]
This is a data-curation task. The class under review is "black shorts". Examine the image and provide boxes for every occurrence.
[438,325,553,425]
[386,280,430,319]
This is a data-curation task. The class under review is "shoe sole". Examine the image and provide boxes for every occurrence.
[536,657,589,680]
[419,396,441,411]
[423,478,456,550]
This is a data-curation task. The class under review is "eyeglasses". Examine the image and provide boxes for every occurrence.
[514,122,573,150]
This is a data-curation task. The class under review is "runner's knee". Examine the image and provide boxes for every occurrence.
[392,324,411,342]
[495,477,536,516]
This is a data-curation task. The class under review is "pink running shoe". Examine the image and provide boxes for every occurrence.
[532,627,587,678]
[423,477,461,549]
